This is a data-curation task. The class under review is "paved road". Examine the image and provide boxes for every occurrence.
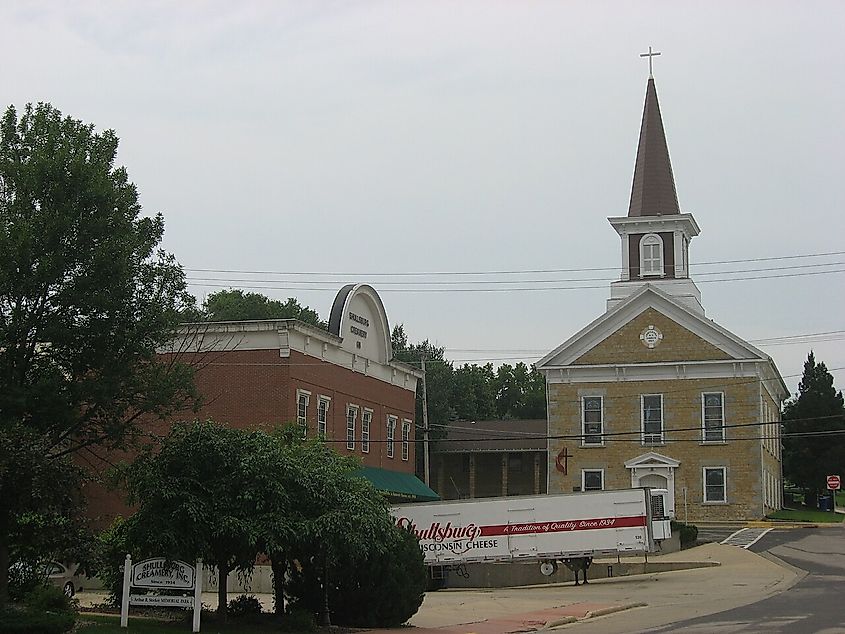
[641,524,845,633]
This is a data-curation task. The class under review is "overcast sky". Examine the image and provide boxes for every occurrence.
[2,1,843,395]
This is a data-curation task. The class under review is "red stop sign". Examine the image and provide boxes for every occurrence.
[827,475,841,490]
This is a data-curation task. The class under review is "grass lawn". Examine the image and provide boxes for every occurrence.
[767,508,844,523]
[76,613,292,634]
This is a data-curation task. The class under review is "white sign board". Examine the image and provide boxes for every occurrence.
[827,475,841,490]
[130,595,195,607]
[120,554,202,632]
[132,558,195,589]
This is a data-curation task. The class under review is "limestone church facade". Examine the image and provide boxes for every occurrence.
[537,75,788,522]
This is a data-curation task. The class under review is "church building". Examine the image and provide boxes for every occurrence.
[536,70,788,522]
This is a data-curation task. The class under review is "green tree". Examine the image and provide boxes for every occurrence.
[203,289,325,327]
[261,429,408,625]
[451,363,497,422]
[125,421,263,620]
[782,352,845,505]
[0,103,197,606]
[494,362,547,419]
[392,325,454,477]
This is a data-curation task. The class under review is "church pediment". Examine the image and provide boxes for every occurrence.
[625,452,680,469]
[537,284,770,369]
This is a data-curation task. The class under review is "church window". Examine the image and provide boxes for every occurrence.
[641,394,663,444]
[640,234,664,277]
[702,393,725,442]
[582,469,604,491]
[297,389,310,439]
[704,467,727,503]
[582,396,604,445]
[346,405,358,450]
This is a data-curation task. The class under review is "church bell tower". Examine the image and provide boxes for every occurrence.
[607,55,704,314]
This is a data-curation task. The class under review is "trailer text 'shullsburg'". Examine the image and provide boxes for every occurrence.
[391,488,671,586]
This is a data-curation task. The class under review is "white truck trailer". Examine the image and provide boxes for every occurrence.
[392,488,671,585]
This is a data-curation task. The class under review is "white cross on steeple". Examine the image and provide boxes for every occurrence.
[640,46,661,78]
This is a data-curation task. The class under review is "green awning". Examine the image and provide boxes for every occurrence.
[355,467,440,502]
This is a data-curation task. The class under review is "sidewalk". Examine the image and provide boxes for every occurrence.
[364,543,803,633]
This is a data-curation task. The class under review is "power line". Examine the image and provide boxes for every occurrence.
[183,260,845,287]
[428,414,844,440]
[185,267,845,292]
[315,428,845,444]
[183,249,845,278]
[441,330,845,355]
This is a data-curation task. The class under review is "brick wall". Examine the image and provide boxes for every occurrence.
[83,346,416,529]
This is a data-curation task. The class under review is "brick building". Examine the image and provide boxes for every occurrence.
[84,284,437,527]
[536,75,788,522]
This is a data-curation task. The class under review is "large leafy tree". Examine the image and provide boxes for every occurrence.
[782,352,845,504]
[202,289,325,327]
[0,103,197,606]
[125,421,264,620]
[125,421,421,626]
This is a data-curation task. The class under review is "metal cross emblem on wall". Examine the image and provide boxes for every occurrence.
[555,445,572,475]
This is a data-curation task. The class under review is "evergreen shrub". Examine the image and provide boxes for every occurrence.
[227,594,263,619]
[670,521,699,548]
[287,523,426,627]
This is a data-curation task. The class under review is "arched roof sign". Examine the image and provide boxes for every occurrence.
[328,284,393,364]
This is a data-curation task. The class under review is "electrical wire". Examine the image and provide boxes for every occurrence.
[185,267,845,292]
[182,249,845,278]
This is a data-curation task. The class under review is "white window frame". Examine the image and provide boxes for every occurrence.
[346,405,358,451]
[361,408,372,454]
[317,396,330,437]
[387,415,397,459]
[582,469,604,491]
[701,392,725,443]
[703,466,727,503]
[296,389,311,439]
[639,233,664,277]
[641,394,664,444]
[401,419,411,461]
[581,395,604,446]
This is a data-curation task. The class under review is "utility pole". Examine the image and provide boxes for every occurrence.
[421,354,431,487]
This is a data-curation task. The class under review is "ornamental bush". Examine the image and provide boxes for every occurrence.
[0,586,77,634]
[670,521,699,548]
[287,522,426,628]
[227,594,263,619]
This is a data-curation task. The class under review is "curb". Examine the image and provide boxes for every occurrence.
[758,551,809,592]
[584,602,647,619]
[543,615,578,628]
[543,602,647,629]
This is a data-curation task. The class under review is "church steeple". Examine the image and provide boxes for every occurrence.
[606,62,703,315]
[628,78,681,217]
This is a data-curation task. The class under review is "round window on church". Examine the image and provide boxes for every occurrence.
[640,325,663,349]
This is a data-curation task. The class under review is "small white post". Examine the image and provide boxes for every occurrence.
[120,553,132,628]
[192,560,203,632]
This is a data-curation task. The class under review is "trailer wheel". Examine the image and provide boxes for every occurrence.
[540,561,558,576]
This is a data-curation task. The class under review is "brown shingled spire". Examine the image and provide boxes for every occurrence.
[628,78,680,217]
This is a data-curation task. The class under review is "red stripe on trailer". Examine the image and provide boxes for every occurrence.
[480,515,647,537]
